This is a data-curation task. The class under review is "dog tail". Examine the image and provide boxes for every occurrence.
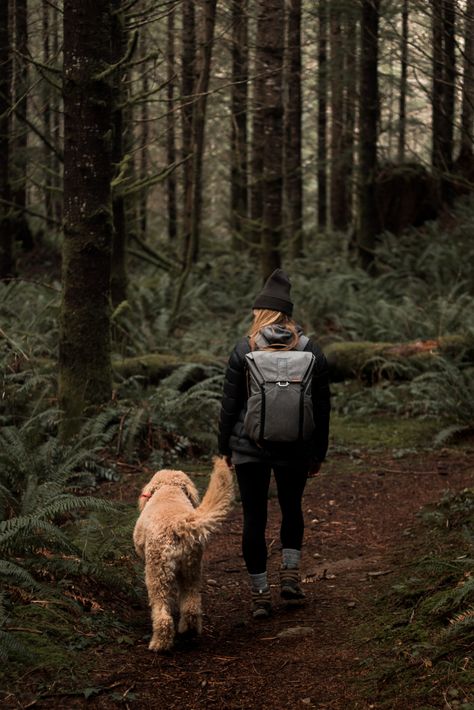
[189,457,234,541]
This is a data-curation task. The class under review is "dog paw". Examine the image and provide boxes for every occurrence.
[178,613,202,637]
[148,634,174,652]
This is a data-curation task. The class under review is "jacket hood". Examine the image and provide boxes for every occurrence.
[257,324,303,347]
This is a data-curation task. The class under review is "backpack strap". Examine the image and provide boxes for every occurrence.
[296,335,310,351]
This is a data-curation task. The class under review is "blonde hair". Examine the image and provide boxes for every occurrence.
[248,309,299,350]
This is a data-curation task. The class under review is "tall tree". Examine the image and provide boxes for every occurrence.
[188,0,218,265]
[42,0,53,226]
[458,0,474,168]
[284,0,304,258]
[166,5,177,242]
[12,0,32,250]
[342,7,357,223]
[110,0,129,306]
[317,0,328,231]
[330,3,348,231]
[59,0,114,434]
[181,0,196,265]
[230,0,249,248]
[357,0,380,271]
[0,0,13,277]
[250,5,266,252]
[284,0,303,258]
[260,0,285,279]
[431,0,456,182]
[398,0,409,162]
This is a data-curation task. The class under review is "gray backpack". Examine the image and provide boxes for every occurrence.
[243,335,316,443]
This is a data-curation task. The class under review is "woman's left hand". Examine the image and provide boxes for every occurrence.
[308,462,321,478]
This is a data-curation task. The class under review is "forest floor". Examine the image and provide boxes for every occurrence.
[2,418,473,710]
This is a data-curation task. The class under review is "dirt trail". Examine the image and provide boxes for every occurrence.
[68,448,473,710]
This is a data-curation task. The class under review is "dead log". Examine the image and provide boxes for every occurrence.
[324,335,472,382]
[113,354,221,389]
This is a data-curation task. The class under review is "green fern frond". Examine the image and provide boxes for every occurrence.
[0,629,29,662]
[0,559,41,590]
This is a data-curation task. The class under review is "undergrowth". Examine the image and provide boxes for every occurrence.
[360,489,474,709]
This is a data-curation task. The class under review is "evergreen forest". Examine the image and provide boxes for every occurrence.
[0,0,473,707]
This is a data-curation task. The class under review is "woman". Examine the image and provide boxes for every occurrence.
[218,269,331,618]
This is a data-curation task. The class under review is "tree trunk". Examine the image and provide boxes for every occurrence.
[343,8,357,224]
[459,0,474,164]
[357,0,380,272]
[250,3,266,252]
[170,0,217,327]
[12,0,32,251]
[230,0,249,249]
[330,5,348,231]
[139,27,149,239]
[110,0,128,307]
[52,2,62,229]
[59,0,114,435]
[398,0,409,162]
[0,0,13,277]
[166,5,177,242]
[260,0,284,280]
[431,0,456,185]
[284,0,303,258]
[187,0,218,266]
[181,0,196,266]
[317,0,328,231]
[459,0,474,160]
[42,0,53,227]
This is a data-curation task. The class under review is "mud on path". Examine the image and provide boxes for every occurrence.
[65,448,472,710]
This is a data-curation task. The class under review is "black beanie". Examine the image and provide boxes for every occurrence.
[253,269,293,316]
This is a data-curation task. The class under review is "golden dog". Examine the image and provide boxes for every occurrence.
[133,457,233,651]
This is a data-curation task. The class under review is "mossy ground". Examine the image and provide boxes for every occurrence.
[330,413,444,450]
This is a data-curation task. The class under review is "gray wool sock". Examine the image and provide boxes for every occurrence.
[250,571,268,592]
[282,548,301,569]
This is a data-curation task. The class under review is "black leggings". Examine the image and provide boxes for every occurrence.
[235,462,309,575]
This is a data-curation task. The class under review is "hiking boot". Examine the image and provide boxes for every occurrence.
[251,588,272,619]
[280,566,306,602]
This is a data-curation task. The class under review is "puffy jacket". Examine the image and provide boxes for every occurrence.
[217,326,331,466]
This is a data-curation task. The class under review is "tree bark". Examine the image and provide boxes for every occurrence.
[110,0,128,307]
[181,0,196,266]
[59,0,114,435]
[230,0,249,249]
[284,0,303,258]
[357,0,380,272]
[166,4,177,242]
[459,0,474,164]
[431,0,456,184]
[260,0,284,280]
[12,0,32,250]
[187,0,218,265]
[317,0,328,231]
[250,3,266,252]
[398,0,409,162]
[0,0,13,277]
[330,5,348,231]
[343,8,357,224]
[42,0,54,227]
[139,26,149,239]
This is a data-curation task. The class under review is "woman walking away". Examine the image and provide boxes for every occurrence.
[218,269,331,619]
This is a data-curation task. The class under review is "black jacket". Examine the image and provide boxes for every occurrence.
[218,332,331,466]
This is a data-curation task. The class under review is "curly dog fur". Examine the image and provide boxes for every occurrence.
[133,457,234,651]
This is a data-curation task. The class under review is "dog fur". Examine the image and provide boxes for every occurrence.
[133,457,234,651]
